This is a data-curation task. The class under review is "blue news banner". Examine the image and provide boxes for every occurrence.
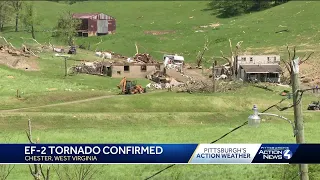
[0,144,319,164]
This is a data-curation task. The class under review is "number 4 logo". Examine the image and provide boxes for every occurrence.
[283,150,293,160]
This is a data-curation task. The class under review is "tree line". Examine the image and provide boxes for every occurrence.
[0,1,81,46]
[0,1,42,39]
[208,0,291,18]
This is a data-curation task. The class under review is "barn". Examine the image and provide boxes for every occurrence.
[72,13,116,37]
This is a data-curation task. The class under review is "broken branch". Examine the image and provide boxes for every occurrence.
[26,119,35,144]
[281,58,291,74]
[220,50,231,64]
[299,52,314,65]
[286,45,291,61]
[135,42,139,55]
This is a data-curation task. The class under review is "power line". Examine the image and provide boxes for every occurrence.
[144,88,316,180]
[144,97,292,180]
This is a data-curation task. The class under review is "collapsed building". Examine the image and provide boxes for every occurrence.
[105,62,163,78]
[70,53,164,78]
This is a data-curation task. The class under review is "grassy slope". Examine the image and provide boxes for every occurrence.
[2,86,320,179]
[0,51,150,109]
[1,1,320,179]
[2,1,320,63]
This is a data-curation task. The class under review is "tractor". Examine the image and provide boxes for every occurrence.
[307,101,320,110]
[117,77,146,95]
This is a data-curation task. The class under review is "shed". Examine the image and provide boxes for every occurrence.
[72,13,116,37]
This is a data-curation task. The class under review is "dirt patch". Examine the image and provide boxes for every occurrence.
[300,61,320,86]
[0,50,39,71]
[199,23,221,29]
[144,30,175,36]
[47,88,58,91]
[7,76,14,79]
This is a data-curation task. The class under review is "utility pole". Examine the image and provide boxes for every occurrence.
[55,54,70,77]
[291,57,309,180]
[64,57,67,77]
[212,61,216,92]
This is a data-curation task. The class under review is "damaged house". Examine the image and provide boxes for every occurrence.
[236,55,282,83]
[103,63,163,78]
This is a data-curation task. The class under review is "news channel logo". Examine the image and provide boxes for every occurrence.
[282,149,293,160]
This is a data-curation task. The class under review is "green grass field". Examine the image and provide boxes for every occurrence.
[1,1,320,180]
[1,1,320,63]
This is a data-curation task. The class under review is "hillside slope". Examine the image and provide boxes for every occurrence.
[1,1,320,63]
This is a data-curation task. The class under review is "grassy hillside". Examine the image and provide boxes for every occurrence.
[1,86,320,179]
[1,1,320,63]
[1,1,320,179]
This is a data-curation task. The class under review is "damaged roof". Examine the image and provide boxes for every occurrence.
[240,64,282,73]
[72,13,100,19]
[112,62,161,66]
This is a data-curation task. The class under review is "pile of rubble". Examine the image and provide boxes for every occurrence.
[68,61,107,75]
[112,52,128,59]
[0,45,33,57]
[134,53,156,63]
[146,78,185,90]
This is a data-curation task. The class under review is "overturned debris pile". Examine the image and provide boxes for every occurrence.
[134,53,156,63]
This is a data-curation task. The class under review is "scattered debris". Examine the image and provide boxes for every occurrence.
[0,43,39,71]
[144,30,175,36]
[134,53,156,63]
[199,23,220,29]
[275,29,290,33]
[47,88,58,91]
[68,61,108,75]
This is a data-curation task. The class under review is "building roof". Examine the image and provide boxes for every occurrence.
[112,62,161,66]
[240,64,282,73]
[238,55,280,57]
[72,13,100,19]
[72,13,115,20]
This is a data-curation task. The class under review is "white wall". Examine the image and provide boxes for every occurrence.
[237,55,280,65]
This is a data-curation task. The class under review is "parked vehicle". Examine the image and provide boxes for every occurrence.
[307,101,320,110]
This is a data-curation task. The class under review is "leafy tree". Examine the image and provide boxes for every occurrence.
[54,11,81,46]
[0,1,13,32]
[21,3,41,39]
[10,0,23,32]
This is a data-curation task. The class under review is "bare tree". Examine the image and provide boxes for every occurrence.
[196,36,211,68]
[220,39,243,79]
[26,119,50,180]
[53,164,98,180]
[281,45,314,84]
[0,164,14,180]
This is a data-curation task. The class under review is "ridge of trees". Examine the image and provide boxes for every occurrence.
[207,0,291,18]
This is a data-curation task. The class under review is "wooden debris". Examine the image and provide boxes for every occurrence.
[134,53,156,63]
